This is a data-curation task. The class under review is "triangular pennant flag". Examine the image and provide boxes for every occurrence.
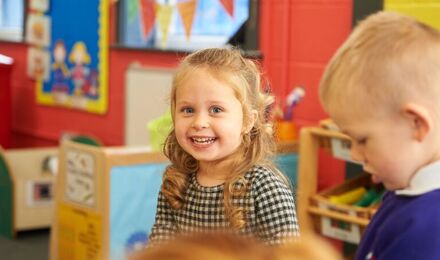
[156,3,173,48]
[139,0,156,38]
[127,0,140,22]
[219,0,234,17]
[177,0,197,40]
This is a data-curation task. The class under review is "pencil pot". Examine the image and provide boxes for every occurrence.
[275,121,297,142]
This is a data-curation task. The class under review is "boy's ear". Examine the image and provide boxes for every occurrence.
[402,103,432,142]
[244,110,258,133]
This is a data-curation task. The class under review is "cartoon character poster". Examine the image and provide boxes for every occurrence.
[26,14,51,47]
[27,47,51,81]
[36,0,108,114]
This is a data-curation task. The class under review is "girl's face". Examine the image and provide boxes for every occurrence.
[174,68,246,166]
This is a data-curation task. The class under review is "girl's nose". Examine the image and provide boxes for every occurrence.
[191,114,209,130]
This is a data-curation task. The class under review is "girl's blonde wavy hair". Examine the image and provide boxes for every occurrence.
[162,48,282,229]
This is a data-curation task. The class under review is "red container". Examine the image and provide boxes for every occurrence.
[0,54,14,148]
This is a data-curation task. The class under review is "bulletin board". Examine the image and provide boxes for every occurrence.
[36,0,109,114]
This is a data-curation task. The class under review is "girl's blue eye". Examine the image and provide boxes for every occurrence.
[181,107,194,114]
[210,106,223,114]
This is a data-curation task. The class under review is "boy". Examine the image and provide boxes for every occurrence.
[319,11,440,260]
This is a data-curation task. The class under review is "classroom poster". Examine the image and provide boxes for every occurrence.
[65,149,96,207]
[30,0,49,12]
[58,203,102,260]
[36,0,109,114]
[26,14,51,47]
[27,47,51,81]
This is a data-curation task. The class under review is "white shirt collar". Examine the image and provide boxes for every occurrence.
[395,160,440,196]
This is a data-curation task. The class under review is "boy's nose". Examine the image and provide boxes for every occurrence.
[350,143,364,163]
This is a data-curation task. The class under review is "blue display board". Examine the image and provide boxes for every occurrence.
[110,163,166,260]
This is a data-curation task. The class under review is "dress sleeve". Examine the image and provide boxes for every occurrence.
[148,189,177,247]
[253,170,300,245]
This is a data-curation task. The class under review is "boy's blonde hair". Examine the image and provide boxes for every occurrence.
[320,11,440,117]
[161,48,280,229]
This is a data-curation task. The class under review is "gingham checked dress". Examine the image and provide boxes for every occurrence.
[149,165,299,246]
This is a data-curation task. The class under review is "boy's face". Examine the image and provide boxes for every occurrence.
[174,68,245,166]
[332,109,424,191]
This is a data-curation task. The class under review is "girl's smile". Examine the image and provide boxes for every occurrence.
[189,136,217,146]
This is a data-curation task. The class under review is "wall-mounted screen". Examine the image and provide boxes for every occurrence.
[117,0,258,52]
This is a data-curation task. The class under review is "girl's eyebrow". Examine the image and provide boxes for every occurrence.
[175,100,191,106]
[176,100,229,106]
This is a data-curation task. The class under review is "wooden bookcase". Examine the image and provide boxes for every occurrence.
[297,124,378,245]
[297,125,349,233]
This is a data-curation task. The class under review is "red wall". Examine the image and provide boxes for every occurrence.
[261,0,352,189]
[0,59,13,148]
[0,0,351,187]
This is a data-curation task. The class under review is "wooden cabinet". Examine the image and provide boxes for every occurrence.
[297,125,350,233]
[297,124,379,246]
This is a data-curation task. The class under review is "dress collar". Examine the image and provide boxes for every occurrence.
[396,160,440,196]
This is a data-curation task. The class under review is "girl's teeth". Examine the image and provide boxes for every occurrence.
[192,137,215,144]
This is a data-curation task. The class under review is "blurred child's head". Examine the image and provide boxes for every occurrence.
[131,232,342,260]
[162,48,278,228]
[319,11,440,190]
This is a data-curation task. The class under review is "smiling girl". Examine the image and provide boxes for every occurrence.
[148,48,299,246]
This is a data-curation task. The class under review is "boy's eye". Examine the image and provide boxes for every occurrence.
[356,138,367,145]
[209,106,223,114]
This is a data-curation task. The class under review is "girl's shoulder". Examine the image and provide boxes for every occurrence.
[244,165,294,200]
[245,165,289,188]
[244,165,274,179]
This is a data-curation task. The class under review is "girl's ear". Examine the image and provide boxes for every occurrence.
[244,110,258,133]
[402,103,432,142]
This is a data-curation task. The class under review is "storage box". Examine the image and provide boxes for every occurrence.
[308,174,381,244]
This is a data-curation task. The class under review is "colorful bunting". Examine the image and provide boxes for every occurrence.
[127,0,139,22]
[156,4,173,48]
[177,0,197,39]
[135,0,236,45]
[139,0,156,38]
[219,0,234,17]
